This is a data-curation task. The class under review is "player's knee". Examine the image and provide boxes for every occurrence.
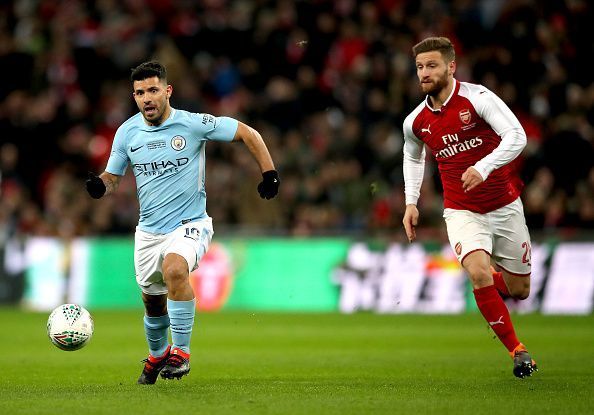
[163,265,187,284]
[506,274,530,299]
[509,281,530,300]
[163,260,189,294]
[467,267,492,288]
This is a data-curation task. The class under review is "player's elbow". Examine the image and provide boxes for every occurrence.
[235,121,261,144]
[516,129,527,151]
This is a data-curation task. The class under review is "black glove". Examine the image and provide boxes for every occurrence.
[257,170,280,199]
[86,172,106,199]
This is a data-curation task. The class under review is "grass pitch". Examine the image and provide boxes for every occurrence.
[0,309,592,415]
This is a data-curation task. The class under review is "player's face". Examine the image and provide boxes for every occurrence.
[415,51,454,96]
[132,77,173,125]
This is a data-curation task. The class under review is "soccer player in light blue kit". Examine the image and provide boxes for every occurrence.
[85,61,279,384]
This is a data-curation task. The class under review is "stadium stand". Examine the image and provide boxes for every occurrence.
[0,0,592,240]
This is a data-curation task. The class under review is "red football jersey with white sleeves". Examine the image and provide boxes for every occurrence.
[403,80,527,213]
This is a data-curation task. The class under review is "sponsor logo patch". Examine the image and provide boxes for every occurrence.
[455,242,462,256]
[202,114,215,125]
[133,157,189,176]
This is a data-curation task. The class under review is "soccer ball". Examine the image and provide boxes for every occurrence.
[47,304,94,351]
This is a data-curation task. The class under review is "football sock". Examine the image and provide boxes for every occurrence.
[473,285,520,352]
[143,314,170,358]
[492,270,510,298]
[509,342,527,358]
[167,298,195,354]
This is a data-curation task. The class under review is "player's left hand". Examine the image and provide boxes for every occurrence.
[461,167,484,192]
[257,170,280,199]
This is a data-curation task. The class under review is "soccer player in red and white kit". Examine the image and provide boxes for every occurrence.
[402,37,537,378]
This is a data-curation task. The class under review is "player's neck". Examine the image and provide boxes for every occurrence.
[429,78,455,110]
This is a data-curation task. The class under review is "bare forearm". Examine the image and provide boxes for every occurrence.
[247,128,275,172]
[99,172,121,196]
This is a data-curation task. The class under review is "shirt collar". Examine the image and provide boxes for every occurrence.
[424,79,457,112]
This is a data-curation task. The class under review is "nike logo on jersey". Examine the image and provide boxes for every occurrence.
[421,125,431,134]
[489,316,504,326]
[131,145,143,153]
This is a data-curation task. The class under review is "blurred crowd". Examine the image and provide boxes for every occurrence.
[0,0,593,241]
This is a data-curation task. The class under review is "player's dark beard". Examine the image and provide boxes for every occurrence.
[423,70,449,97]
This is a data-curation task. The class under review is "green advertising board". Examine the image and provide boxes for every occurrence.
[223,238,351,310]
[22,237,594,314]
[27,237,351,311]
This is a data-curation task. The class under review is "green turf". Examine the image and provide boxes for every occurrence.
[0,309,592,415]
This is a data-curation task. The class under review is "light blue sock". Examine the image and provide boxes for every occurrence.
[167,298,195,354]
[143,314,170,357]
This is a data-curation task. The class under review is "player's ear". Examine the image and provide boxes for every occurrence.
[166,84,173,99]
[448,60,456,76]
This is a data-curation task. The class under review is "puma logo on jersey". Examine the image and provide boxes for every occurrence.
[489,316,504,326]
[421,125,431,134]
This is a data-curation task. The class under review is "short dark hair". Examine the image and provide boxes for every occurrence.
[130,61,167,82]
[412,37,455,62]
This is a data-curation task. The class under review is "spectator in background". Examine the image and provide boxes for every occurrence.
[0,0,591,239]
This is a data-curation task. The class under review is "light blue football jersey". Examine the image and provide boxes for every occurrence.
[106,108,238,234]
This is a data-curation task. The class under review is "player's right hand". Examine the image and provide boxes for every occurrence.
[86,172,106,199]
[403,204,419,243]
[257,170,280,199]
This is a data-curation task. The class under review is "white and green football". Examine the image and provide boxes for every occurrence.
[47,304,94,351]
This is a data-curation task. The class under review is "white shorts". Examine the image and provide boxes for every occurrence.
[134,218,214,295]
[443,198,531,275]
